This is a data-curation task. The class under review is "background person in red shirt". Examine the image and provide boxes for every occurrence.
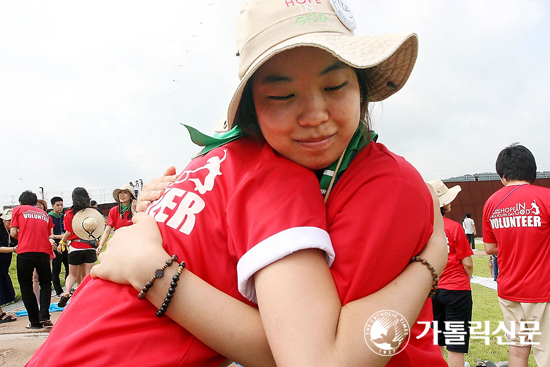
[10,190,55,329]
[57,187,105,307]
[96,184,135,254]
[428,179,474,367]
[483,143,550,367]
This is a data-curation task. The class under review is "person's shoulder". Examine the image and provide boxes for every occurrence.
[211,137,312,175]
[530,184,550,194]
[444,217,462,230]
[357,142,418,173]
[486,186,509,201]
[352,142,426,186]
[203,137,265,157]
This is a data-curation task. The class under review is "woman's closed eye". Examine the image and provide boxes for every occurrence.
[325,81,348,92]
[268,94,295,101]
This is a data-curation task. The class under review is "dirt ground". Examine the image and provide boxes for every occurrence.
[0,297,63,367]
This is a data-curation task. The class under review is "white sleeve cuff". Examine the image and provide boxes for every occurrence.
[237,226,334,303]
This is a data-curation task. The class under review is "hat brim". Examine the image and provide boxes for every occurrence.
[72,208,106,240]
[222,32,418,132]
[438,185,462,207]
[113,188,136,202]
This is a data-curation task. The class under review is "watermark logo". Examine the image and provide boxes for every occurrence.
[364,310,410,356]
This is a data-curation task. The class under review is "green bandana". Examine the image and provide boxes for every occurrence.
[183,124,247,157]
[120,202,132,218]
[319,124,377,197]
[183,124,377,198]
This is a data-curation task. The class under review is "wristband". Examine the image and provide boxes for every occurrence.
[410,256,439,298]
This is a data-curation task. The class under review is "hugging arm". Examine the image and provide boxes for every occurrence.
[92,184,446,367]
[253,182,446,366]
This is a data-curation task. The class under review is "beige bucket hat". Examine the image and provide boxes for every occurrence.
[72,208,106,240]
[113,184,136,202]
[220,0,418,131]
[1,208,12,221]
[428,179,462,207]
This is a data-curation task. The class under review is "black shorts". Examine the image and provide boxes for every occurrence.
[432,289,473,353]
[68,250,97,265]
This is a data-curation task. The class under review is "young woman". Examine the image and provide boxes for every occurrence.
[96,184,135,254]
[28,1,447,366]
[429,180,474,367]
[36,200,48,212]
[57,187,101,307]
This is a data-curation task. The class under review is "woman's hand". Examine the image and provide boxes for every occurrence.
[136,166,177,212]
[420,183,448,275]
[90,213,170,290]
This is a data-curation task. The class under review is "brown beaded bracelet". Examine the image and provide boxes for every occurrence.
[138,255,178,300]
[156,261,186,317]
[410,256,439,298]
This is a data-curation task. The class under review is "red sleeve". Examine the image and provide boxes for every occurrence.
[107,206,117,228]
[482,197,497,244]
[64,211,73,233]
[326,144,434,303]
[228,153,331,303]
[10,206,20,228]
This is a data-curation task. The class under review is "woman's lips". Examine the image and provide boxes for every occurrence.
[295,134,334,150]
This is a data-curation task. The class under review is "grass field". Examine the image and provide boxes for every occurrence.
[4,242,539,366]
[453,243,537,366]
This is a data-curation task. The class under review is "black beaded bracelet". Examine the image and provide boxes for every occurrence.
[138,255,178,300]
[410,256,440,298]
[156,261,186,317]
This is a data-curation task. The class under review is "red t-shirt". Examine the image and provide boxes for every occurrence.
[10,205,53,255]
[483,184,550,302]
[27,138,330,367]
[438,217,473,290]
[326,142,446,366]
[106,205,133,230]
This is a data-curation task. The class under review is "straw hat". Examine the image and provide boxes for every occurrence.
[112,184,136,202]
[1,209,12,221]
[72,208,106,240]
[220,0,418,131]
[427,179,462,207]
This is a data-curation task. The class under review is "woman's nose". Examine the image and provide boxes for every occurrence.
[297,93,329,127]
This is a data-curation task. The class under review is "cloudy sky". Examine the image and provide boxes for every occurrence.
[1,0,548,208]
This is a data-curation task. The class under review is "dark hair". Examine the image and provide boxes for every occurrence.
[440,206,447,217]
[496,143,537,184]
[233,67,373,143]
[90,200,97,206]
[71,187,91,213]
[19,190,38,206]
[51,196,63,205]
[465,212,471,218]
